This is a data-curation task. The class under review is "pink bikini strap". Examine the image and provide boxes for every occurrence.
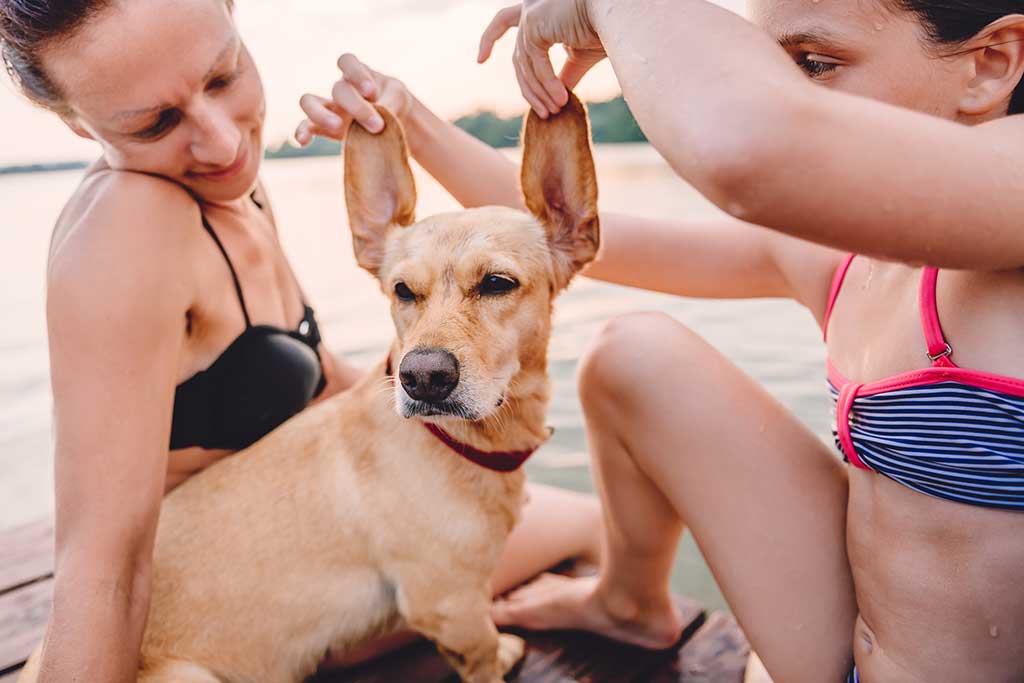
[919,267,954,366]
[823,254,856,342]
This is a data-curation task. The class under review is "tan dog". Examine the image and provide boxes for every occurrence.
[21,94,599,683]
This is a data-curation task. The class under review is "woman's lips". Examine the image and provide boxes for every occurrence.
[192,142,249,181]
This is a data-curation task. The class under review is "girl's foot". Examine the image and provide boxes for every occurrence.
[490,573,684,650]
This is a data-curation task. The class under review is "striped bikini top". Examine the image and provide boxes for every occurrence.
[824,254,1024,511]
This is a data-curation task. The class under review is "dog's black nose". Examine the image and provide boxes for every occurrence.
[399,348,460,403]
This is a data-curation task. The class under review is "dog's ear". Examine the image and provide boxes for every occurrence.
[343,105,417,276]
[520,92,600,288]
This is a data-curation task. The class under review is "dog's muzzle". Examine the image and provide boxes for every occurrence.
[399,348,460,404]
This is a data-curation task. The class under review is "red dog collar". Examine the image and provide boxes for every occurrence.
[386,355,539,472]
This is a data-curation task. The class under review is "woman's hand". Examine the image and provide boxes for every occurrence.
[295,54,414,145]
[478,1,606,118]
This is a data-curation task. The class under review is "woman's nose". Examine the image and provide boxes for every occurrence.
[190,103,241,167]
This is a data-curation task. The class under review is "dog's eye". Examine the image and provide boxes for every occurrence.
[394,282,417,302]
[479,275,520,296]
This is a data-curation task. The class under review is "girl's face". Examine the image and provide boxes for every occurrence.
[748,0,974,121]
[44,0,265,203]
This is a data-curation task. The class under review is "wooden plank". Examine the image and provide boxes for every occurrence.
[0,521,54,595]
[313,598,706,683]
[649,611,750,683]
[0,578,51,672]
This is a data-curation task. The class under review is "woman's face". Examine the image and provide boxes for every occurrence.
[748,0,975,121]
[44,0,265,203]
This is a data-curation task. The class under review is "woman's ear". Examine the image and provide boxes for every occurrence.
[959,15,1024,117]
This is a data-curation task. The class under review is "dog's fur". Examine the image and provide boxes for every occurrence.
[21,94,599,683]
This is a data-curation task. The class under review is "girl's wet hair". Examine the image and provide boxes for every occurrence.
[0,0,235,114]
[896,1,1024,114]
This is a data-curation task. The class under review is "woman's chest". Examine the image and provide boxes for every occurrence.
[181,206,307,381]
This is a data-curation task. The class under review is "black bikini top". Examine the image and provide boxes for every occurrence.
[169,197,327,451]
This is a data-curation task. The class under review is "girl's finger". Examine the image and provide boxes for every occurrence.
[514,53,549,118]
[479,5,522,63]
[331,79,384,133]
[299,93,346,134]
[337,53,377,99]
[523,42,567,111]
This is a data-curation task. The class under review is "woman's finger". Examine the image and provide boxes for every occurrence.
[299,93,346,135]
[294,119,315,146]
[331,79,384,133]
[478,5,522,63]
[294,119,346,146]
[337,53,377,99]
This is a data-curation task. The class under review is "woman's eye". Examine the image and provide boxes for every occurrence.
[208,68,241,92]
[797,53,841,79]
[479,275,520,296]
[135,109,182,140]
[394,282,416,302]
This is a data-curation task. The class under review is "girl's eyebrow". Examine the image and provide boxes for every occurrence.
[113,35,239,122]
[777,28,839,48]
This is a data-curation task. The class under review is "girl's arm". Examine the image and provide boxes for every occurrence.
[496,0,1024,269]
[297,56,838,306]
[38,174,192,682]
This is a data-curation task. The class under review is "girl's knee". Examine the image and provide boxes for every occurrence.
[578,312,700,401]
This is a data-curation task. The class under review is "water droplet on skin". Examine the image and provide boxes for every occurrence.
[874,22,885,31]
[990,625,1000,638]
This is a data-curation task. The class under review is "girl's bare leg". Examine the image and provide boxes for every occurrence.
[491,312,857,683]
[321,483,602,668]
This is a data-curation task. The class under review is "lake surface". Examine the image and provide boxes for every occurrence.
[0,144,830,612]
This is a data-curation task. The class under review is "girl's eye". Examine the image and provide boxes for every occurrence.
[797,53,841,79]
[136,109,182,140]
[479,274,520,296]
[394,282,416,302]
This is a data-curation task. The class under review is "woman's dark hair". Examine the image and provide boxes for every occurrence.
[896,1,1024,114]
[0,0,235,114]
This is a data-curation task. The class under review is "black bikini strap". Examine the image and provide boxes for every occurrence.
[200,213,252,328]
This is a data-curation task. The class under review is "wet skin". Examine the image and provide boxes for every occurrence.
[748,2,1024,678]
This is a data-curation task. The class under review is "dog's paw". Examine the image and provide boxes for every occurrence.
[497,633,526,674]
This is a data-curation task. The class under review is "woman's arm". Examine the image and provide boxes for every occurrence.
[296,57,838,303]
[38,174,192,682]
[494,0,1024,269]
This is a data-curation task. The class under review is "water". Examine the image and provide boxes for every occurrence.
[0,144,829,612]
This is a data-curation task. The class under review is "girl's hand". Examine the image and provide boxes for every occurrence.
[295,54,414,145]
[478,1,606,118]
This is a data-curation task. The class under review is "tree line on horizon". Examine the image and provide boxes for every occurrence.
[0,95,646,174]
[265,94,646,158]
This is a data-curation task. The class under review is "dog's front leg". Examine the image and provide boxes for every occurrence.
[397,579,524,683]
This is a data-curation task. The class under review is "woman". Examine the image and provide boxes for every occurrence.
[0,1,601,679]
[300,0,1024,681]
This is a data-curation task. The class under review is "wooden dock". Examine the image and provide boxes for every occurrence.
[0,519,750,682]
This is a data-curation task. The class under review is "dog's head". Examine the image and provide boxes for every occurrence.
[344,95,599,422]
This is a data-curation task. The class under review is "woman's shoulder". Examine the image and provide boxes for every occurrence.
[47,169,201,321]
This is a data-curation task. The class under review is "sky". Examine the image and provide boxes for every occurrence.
[0,0,743,166]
